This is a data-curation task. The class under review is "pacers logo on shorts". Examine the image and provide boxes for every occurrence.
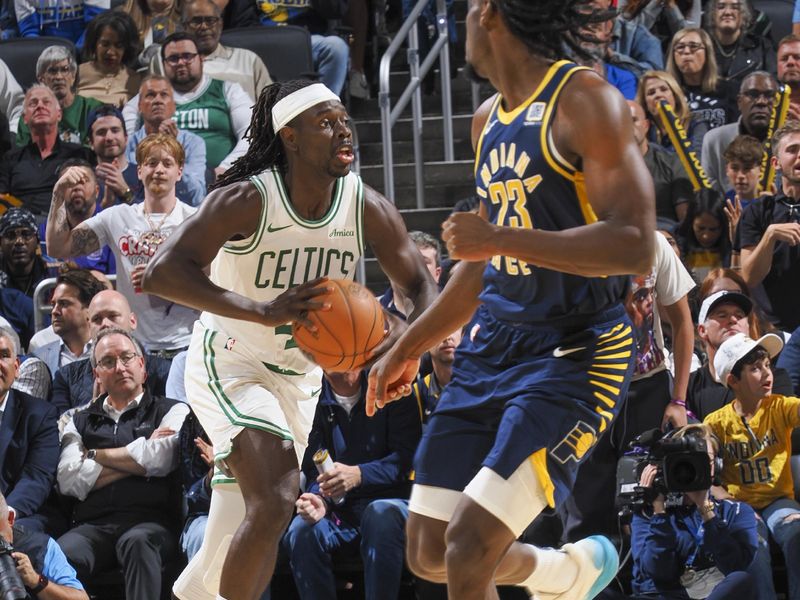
[550,421,597,464]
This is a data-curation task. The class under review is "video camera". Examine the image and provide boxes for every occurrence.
[0,537,25,600]
[616,428,714,520]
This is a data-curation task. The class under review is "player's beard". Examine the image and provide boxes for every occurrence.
[463,62,490,85]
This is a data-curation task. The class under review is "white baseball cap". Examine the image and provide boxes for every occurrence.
[714,332,784,387]
[698,290,753,325]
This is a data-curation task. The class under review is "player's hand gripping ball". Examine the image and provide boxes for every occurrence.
[292,279,387,372]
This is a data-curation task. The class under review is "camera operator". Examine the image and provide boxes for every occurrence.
[630,424,757,600]
[0,491,87,599]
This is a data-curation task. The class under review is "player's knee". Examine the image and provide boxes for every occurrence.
[444,516,502,573]
[406,521,446,581]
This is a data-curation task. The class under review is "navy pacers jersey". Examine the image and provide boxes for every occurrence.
[475,60,630,324]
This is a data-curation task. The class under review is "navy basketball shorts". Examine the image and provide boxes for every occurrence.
[412,303,635,521]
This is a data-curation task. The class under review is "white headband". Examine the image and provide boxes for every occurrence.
[271,84,341,132]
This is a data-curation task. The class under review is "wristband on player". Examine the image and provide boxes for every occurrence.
[670,398,686,407]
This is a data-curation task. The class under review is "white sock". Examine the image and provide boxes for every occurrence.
[520,545,579,594]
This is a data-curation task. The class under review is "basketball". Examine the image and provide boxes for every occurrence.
[292,279,387,372]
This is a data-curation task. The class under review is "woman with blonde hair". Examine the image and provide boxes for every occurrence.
[666,27,739,130]
[636,69,709,156]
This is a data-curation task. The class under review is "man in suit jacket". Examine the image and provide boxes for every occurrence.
[33,268,106,381]
[0,326,59,531]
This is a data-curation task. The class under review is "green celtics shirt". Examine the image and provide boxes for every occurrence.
[16,94,103,147]
[173,77,235,169]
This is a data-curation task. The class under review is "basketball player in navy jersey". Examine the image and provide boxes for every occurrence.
[141,81,437,600]
[367,1,656,599]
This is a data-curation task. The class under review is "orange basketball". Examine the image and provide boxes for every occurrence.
[292,279,386,372]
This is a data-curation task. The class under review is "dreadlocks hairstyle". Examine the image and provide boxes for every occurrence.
[213,80,317,190]
[491,0,615,62]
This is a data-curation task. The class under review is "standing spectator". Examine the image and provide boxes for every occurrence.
[0,327,59,531]
[124,76,207,206]
[123,32,250,176]
[33,269,105,380]
[123,0,181,67]
[0,59,24,136]
[15,0,108,49]
[777,34,800,123]
[666,27,740,131]
[0,86,92,219]
[705,332,800,600]
[46,134,199,356]
[723,135,763,212]
[629,99,694,223]
[282,368,421,600]
[17,46,104,147]
[739,120,800,332]
[0,208,56,298]
[78,11,142,107]
[701,72,779,194]
[57,327,188,600]
[705,0,776,85]
[226,0,349,96]
[178,0,271,103]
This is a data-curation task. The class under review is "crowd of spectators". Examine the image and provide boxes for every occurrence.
[1,0,800,599]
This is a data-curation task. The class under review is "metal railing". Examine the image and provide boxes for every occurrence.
[33,275,117,333]
[379,0,454,208]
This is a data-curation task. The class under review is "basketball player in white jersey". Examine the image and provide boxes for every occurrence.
[141,81,438,600]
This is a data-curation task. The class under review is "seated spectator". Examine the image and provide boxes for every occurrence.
[0,208,57,298]
[78,11,142,107]
[227,0,349,96]
[738,121,800,332]
[777,34,800,122]
[702,72,779,194]
[0,491,89,600]
[575,7,638,100]
[705,332,800,600]
[412,327,462,422]
[379,231,441,318]
[0,86,92,219]
[705,0,776,86]
[38,159,117,274]
[629,100,694,223]
[630,424,756,600]
[15,0,108,49]
[620,0,702,36]
[123,32,250,178]
[688,290,793,422]
[176,0,271,103]
[0,327,59,531]
[0,285,34,351]
[123,0,181,68]
[676,189,733,283]
[0,58,24,136]
[32,269,106,379]
[722,135,763,211]
[637,70,709,156]
[57,327,188,600]
[46,134,199,356]
[666,27,739,131]
[51,289,173,415]
[87,104,138,207]
[176,409,212,561]
[124,76,207,206]
[17,45,104,147]
[282,368,421,600]
[697,267,774,340]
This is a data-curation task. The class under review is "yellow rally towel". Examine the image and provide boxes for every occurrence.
[655,101,711,192]
[758,84,791,194]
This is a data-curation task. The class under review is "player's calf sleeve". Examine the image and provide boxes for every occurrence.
[520,545,579,595]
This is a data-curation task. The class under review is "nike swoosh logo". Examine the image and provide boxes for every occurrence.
[267,223,291,233]
[310,388,322,397]
[552,346,586,358]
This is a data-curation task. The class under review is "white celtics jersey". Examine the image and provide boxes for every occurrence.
[200,167,365,373]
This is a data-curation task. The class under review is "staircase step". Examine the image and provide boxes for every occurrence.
[354,113,474,144]
[361,158,471,188]
[360,137,473,164]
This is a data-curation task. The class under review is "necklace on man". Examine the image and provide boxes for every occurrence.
[714,37,738,59]
[140,205,175,250]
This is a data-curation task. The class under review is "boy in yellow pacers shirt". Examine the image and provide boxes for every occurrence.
[705,332,800,600]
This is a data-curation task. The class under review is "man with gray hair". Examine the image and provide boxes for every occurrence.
[57,326,188,600]
[16,45,103,146]
[0,85,91,218]
[0,326,59,532]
